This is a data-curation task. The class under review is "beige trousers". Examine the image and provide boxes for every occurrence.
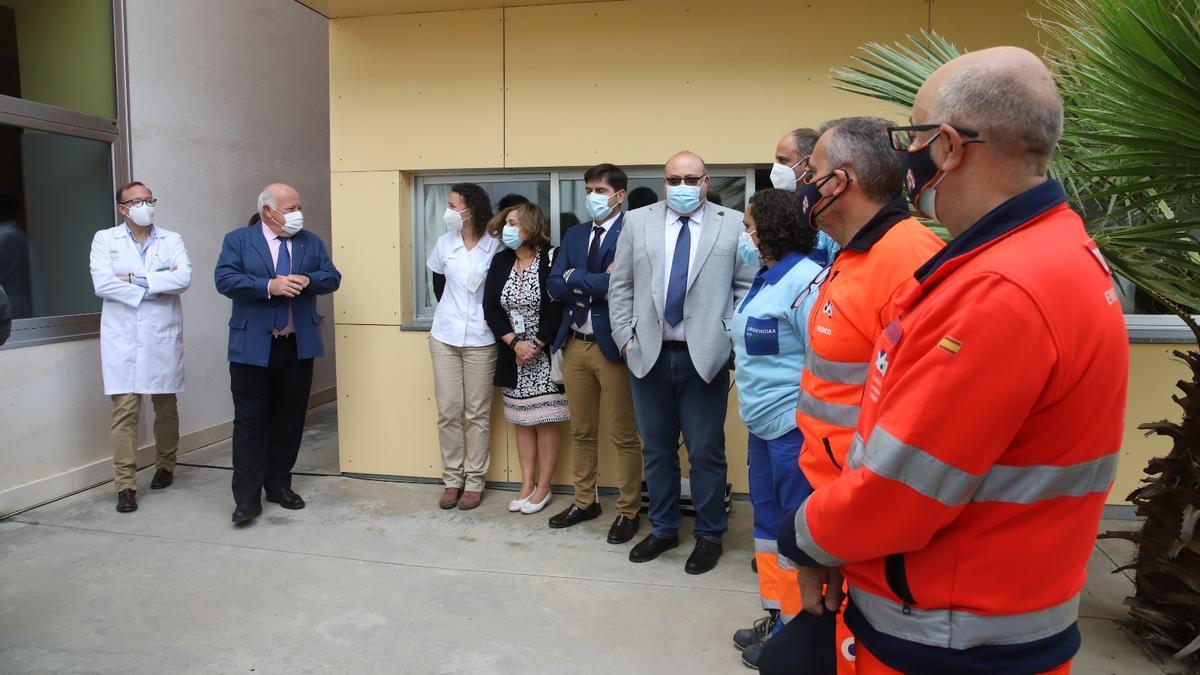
[110,393,179,491]
[430,337,497,491]
[562,335,643,516]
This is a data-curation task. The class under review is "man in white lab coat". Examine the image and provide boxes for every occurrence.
[89,181,192,513]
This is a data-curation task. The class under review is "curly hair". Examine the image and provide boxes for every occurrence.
[450,182,494,239]
[748,188,816,263]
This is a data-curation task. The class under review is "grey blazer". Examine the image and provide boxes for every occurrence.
[609,200,755,383]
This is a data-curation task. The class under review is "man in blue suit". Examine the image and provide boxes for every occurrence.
[547,164,643,544]
[215,183,341,524]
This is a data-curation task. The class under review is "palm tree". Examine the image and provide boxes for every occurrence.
[830,1,1200,670]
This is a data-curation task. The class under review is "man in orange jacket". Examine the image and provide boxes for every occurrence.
[758,117,943,674]
[779,47,1128,675]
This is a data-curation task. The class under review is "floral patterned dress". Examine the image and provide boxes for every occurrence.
[499,259,570,426]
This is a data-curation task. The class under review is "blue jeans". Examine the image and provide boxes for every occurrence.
[629,348,729,541]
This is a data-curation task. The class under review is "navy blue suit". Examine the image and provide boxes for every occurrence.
[215,225,341,366]
[214,223,340,506]
[547,214,624,363]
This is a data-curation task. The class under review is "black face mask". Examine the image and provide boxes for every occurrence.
[799,173,844,230]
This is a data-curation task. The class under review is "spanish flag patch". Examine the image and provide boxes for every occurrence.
[938,336,963,355]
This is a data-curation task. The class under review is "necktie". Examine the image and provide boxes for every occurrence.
[273,238,291,332]
[573,225,606,327]
[664,216,690,327]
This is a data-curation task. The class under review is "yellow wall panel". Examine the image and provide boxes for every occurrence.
[1115,343,1193,504]
[331,171,403,325]
[301,0,598,19]
[336,326,510,479]
[330,10,504,171]
[931,0,1051,53]
[502,0,926,168]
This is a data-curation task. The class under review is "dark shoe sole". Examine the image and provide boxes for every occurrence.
[232,506,262,524]
[685,562,720,575]
[150,482,171,490]
[439,501,459,509]
[607,532,636,544]
[740,653,759,670]
[116,504,137,513]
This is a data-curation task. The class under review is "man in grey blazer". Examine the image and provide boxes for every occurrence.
[609,151,755,574]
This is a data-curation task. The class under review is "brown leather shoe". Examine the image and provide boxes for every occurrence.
[457,490,483,510]
[438,487,462,510]
[116,488,137,513]
[150,468,173,490]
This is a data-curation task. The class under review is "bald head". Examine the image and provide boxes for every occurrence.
[666,151,706,175]
[916,47,1063,173]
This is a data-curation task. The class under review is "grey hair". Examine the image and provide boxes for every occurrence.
[789,128,821,160]
[818,116,903,203]
[930,64,1064,163]
[257,188,277,213]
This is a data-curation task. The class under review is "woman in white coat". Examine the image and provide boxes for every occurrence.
[89,181,192,513]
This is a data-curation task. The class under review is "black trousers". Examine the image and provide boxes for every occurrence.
[229,336,314,505]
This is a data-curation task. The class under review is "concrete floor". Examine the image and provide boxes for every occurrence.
[0,403,1179,674]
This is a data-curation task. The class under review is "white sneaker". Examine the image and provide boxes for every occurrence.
[509,486,535,512]
[521,488,552,515]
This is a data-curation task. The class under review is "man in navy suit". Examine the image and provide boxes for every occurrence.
[215,183,341,524]
[547,164,643,544]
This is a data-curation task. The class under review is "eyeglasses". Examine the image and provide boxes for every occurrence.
[791,263,833,310]
[119,198,157,207]
[664,174,707,186]
[887,124,979,152]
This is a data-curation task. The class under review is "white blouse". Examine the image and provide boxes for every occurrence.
[426,231,500,347]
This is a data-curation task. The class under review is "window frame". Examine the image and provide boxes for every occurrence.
[0,0,130,350]
[407,166,755,327]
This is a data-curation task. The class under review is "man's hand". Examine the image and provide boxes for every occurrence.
[269,275,303,298]
[286,274,310,290]
[116,273,131,283]
[797,566,845,615]
[607,262,614,273]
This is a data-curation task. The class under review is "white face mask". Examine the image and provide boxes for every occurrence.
[770,161,801,192]
[127,203,155,227]
[279,210,304,236]
[443,207,465,233]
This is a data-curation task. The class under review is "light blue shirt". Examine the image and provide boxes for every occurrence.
[730,251,823,440]
[125,224,156,297]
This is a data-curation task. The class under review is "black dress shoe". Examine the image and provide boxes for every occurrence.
[685,538,723,575]
[628,533,679,563]
[265,487,305,510]
[116,488,137,513]
[607,514,640,544]
[150,468,173,490]
[548,502,601,528]
[231,502,262,524]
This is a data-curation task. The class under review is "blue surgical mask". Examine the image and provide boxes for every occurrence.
[502,224,524,250]
[585,192,617,222]
[666,185,703,214]
[737,231,761,268]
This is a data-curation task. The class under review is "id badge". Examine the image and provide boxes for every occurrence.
[511,312,527,334]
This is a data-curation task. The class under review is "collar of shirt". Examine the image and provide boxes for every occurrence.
[448,231,500,255]
[914,179,1067,283]
[844,197,911,252]
[124,223,156,243]
[592,210,621,232]
[760,250,807,284]
[666,201,706,227]
[261,221,286,245]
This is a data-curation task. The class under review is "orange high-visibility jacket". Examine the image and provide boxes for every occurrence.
[781,181,1129,674]
[797,199,944,490]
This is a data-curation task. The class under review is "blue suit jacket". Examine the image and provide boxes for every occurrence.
[215,225,341,366]
[547,214,624,363]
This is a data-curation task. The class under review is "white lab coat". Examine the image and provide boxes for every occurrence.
[89,224,192,395]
